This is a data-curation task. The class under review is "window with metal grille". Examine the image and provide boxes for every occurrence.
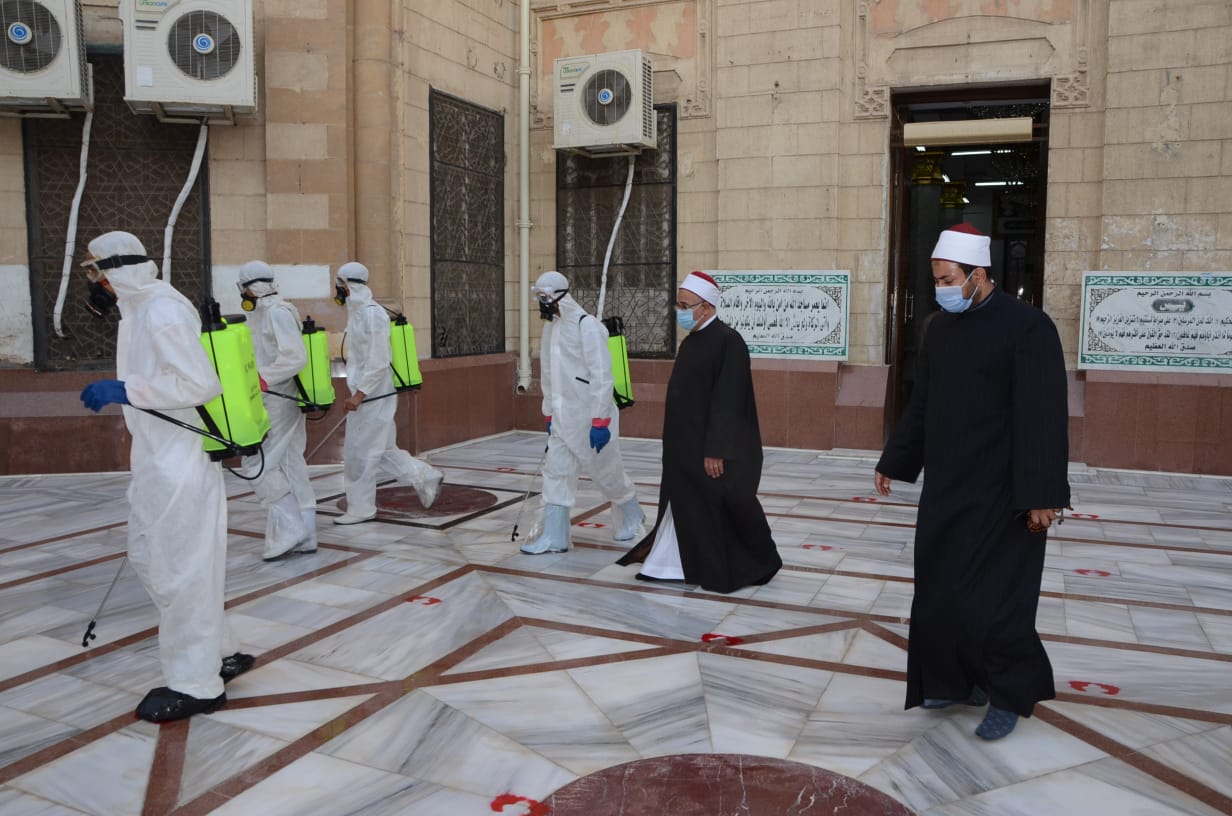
[556,104,677,358]
[429,89,505,358]
[23,54,210,370]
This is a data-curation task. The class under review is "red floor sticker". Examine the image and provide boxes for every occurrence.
[491,793,550,816]
[576,521,605,528]
[802,544,834,551]
[1075,568,1112,577]
[852,497,879,503]
[1069,680,1120,695]
[1070,513,1100,519]
[405,595,442,606]
[497,467,518,472]
[701,633,745,646]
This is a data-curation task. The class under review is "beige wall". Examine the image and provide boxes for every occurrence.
[4,0,1232,473]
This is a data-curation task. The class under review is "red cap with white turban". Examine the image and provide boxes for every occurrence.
[680,271,721,306]
[931,223,991,268]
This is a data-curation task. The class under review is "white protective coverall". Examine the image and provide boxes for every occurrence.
[238,262,317,559]
[89,231,233,702]
[539,283,639,517]
[340,263,443,519]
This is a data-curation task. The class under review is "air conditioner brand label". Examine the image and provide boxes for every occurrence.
[135,0,179,14]
[558,62,588,80]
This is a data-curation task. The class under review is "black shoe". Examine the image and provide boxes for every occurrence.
[220,652,256,683]
[635,572,686,585]
[135,687,226,723]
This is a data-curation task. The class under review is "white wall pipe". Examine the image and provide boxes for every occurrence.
[516,0,533,392]
[163,122,209,284]
[596,154,635,321]
[52,109,94,338]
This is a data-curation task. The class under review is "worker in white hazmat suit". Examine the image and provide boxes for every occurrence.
[79,231,253,723]
[520,270,645,555]
[333,261,444,524]
[237,261,318,560]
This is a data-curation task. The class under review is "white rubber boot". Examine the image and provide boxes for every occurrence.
[612,495,646,542]
[263,494,310,560]
[416,471,445,509]
[295,508,318,553]
[519,504,571,554]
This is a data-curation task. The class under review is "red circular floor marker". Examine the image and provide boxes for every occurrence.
[852,496,879,503]
[491,794,550,816]
[701,633,745,646]
[405,595,442,606]
[1069,680,1120,695]
[577,521,605,528]
[1070,513,1100,519]
[1074,568,1112,577]
[802,544,834,551]
[496,467,518,472]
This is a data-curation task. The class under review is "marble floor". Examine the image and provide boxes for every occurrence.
[0,431,1230,815]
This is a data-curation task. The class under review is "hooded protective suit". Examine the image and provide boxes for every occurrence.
[87,231,233,702]
[238,261,317,559]
[339,262,443,519]
[533,271,641,547]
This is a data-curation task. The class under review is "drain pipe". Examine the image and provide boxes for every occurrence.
[515,0,533,392]
[52,109,93,338]
[163,122,209,285]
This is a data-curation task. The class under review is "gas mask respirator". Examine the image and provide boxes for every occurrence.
[82,254,146,318]
[537,290,566,321]
[237,278,273,312]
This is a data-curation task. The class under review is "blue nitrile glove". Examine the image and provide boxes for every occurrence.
[546,415,552,434]
[81,380,129,412]
[589,419,611,453]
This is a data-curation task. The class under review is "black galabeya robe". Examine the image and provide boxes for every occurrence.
[618,319,781,593]
[877,290,1070,717]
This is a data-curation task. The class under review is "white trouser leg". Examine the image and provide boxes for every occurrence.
[540,437,580,508]
[640,504,685,580]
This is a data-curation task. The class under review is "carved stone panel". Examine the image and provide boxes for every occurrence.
[854,0,1093,118]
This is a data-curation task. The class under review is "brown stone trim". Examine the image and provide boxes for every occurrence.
[0,520,127,555]
[142,718,190,816]
[1035,705,1232,814]
[0,711,137,785]
[0,552,122,591]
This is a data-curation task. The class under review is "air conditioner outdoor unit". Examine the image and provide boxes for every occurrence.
[553,48,655,156]
[0,0,92,116]
[120,0,256,124]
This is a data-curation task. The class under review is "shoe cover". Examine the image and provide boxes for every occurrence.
[263,494,310,560]
[520,503,570,554]
[296,508,318,552]
[334,512,375,525]
[416,472,444,509]
[136,686,226,722]
[220,652,255,683]
[612,495,646,542]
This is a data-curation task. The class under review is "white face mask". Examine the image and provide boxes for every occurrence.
[935,271,974,313]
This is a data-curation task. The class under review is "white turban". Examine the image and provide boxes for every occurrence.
[931,223,991,267]
[680,271,721,306]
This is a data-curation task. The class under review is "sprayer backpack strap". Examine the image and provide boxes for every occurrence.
[195,405,234,457]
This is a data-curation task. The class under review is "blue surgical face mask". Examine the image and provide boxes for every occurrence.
[935,271,975,313]
[676,306,699,331]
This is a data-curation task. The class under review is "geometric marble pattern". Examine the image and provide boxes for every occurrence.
[0,432,1229,815]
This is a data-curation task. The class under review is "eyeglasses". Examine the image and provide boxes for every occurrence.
[675,299,705,310]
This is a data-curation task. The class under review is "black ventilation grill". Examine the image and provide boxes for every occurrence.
[167,9,241,80]
[1,0,60,74]
[582,67,631,127]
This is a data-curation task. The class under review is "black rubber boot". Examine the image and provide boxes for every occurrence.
[135,687,226,723]
[220,652,256,683]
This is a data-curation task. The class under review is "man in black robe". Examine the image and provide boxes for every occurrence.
[618,271,781,593]
[875,223,1070,741]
